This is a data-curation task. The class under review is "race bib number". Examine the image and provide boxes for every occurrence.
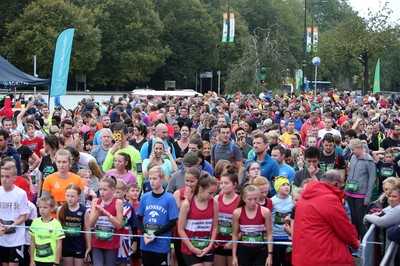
[242,232,263,243]
[346,180,358,192]
[191,235,210,249]
[218,220,232,236]
[36,243,53,258]
[145,224,160,235]
[274,212,290,225]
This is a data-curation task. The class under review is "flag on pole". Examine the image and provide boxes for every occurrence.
[372,58,380,95]
[222,13,228,43]
[50,28,75,97]
[229,13,235,42]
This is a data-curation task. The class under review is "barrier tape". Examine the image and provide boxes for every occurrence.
[12,224,292,245]
[10,224,383,246]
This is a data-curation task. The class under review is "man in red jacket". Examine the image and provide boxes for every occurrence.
[292,170,359,266]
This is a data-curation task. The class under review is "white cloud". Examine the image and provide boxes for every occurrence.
[347,0,400,24]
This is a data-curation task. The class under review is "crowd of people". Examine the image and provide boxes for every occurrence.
[0,89,399,266]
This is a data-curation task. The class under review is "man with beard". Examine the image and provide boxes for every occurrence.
[284,107,305,131]
[380,111,392,132]
[93,115,111,146]
[319,134,346,181]
[251,107,263,126]
[59,119,81,150]
[380,122,400,151]
[243,133,279,195]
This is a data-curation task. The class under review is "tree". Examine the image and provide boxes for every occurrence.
[86,0,170,88]
[224,25,297,95]
[150,0,219,88]
[1,0,101,80]
[317,2,399,92]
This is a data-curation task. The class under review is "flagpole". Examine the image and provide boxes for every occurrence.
[225,0,230,83]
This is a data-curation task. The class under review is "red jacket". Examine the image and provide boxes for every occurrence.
[292,181,359,266]
[300,118,324,144]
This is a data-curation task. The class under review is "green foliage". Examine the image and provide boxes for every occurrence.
[87,0,170,88]
[224,26,296,95]
[1,0,101,78]
[152,0,218,88]
[317,2,400,91]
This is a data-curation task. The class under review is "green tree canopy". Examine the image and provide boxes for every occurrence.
[1,0,101,78]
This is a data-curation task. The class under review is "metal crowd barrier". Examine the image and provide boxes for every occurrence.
[361,224,376,266]
[379,241,399,266]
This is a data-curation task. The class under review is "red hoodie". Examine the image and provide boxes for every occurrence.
[0,96,13,119]
[292,181,359,266]
[300,117,324,144]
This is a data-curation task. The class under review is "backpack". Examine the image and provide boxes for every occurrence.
[147,139,173,157]
[212,142,236,165]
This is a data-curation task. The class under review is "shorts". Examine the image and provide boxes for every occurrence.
[237,245,267,266]
[215,245,233,256]
[141,250,168,266]
[62,250,85,259]
[182,252,215,265]
[0,245,24,263]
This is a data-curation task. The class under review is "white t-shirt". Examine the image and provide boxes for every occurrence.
[0,186,29,247]
[78,152,99,192]
[318,128,341,139]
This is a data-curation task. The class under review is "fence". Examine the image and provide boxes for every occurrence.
[361,224,376,266]
[379,241,398,266]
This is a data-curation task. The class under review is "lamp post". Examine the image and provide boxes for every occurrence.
[312,56,321,100]
[302,0,307,90]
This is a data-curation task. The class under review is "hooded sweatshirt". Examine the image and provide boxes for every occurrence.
[345,153,376,203]
[300,117,324,143]
[292,181,359,266]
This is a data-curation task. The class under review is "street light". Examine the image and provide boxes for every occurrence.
[312,56,320,100]
[302,0,307,90]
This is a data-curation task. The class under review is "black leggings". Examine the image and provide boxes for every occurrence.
[238,245,267,266]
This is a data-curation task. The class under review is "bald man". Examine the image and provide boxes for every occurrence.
[140,123,177,160]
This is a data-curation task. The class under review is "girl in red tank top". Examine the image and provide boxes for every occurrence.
[252,176,273,212]
[172,168,201,266]
[214,165,240,266]
[89,176,123,266]
[232,185,273,266]
[178,174,218,266]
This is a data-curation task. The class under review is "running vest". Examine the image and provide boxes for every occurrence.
[92,198,120,249]
[238,205,266,246]
[62,204,86,253]
[216,193,240,247]
[181,197,214,254]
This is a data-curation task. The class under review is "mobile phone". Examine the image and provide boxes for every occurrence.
[136,162,143,173]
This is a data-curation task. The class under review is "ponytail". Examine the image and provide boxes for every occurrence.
[237,184,260,208]
[194,173,217,196]
[58,184,82,226]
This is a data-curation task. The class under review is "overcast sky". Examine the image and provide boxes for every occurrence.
[347,0,400,24]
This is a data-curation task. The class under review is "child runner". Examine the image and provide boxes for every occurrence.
[57,184,91,266]
[178,174,218,266]
[172,168,201,266]
[88,176,123,266]
[114,180,137,266]
[271,176,294,266]
[231,185,273,266]
[214,165,240,266]
[30,196,65,266]
[372,148,397,195]
[136,166,179,266]
[105,153,138,185]
[127,183,141,266]
[0,161,29,266]
[252,175,273,212]
[77,169,97,210]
